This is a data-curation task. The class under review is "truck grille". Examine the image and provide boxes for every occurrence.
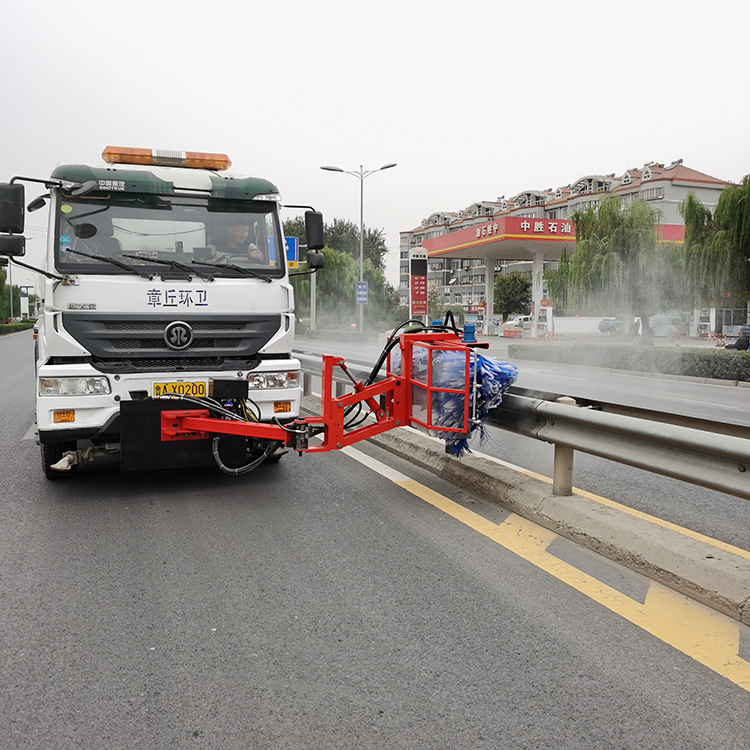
[62,313,282,373]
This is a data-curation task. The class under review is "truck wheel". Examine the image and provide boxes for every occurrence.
[41,441,77,480]
[265,448,286,464]
[264,440,287,464]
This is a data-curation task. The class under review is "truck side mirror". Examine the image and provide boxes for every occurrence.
[306,251,325,270]
[304,210,324,251]
[0,236,26,257]
[0,183,25,234]
[27,195,48,213]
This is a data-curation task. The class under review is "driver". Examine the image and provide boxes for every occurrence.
[209,220,264,263]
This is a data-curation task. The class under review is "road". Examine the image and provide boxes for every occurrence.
[2,330,750,749]
[295,336,750,552]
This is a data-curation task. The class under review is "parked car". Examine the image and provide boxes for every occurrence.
[598,318,623,334]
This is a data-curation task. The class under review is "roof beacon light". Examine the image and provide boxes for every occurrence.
[102,146,232,171]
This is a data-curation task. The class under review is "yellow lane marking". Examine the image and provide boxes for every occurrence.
[473,450,750,561]
[339,447,750,691]
[394,478,750,691]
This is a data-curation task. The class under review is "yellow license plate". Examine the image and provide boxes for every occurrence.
[153,381,207,397]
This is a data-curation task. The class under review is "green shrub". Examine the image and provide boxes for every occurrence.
[0,320,35,336]
[507,343,750,382]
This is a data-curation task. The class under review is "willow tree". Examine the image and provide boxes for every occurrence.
[680,177,750,307]
[289,246,400,329]
[545,194,686,342]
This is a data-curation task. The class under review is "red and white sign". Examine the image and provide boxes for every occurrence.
[410,249,428,316]
[475,217,573,239]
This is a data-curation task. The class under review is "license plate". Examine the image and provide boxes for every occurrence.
[153,381,207,398]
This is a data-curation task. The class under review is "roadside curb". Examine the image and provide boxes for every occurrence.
[301,394,750,624]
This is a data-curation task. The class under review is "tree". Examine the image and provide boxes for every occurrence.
[680,178,750,308]
[283,216,388,272]
[284,217,400,329]
[494,270,531,322]
[0,272,25,321]
[544,195,687,343]
[288,245,400,330]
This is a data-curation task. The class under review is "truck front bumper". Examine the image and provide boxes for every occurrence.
[35,361,302,443]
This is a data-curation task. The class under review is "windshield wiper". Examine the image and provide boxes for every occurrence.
[121,253,215,282]
[191,259,273,283]
[64,248,155,279]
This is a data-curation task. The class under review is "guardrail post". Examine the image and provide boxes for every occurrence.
[335,382,347,398]
[553,444,574,496]
[303,373,312,397]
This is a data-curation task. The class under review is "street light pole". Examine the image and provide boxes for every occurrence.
[359,168,364,332]
[8,259,12,322]
[321,162,397,333]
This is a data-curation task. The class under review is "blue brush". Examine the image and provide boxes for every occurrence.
[390,347,517,456]
[441,353,517,457]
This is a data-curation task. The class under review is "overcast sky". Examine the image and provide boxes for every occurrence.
[2,0,748,291]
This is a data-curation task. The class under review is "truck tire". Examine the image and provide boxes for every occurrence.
[41,441,77,480]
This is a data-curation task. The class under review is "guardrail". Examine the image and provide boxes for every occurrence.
[294,351,750,502]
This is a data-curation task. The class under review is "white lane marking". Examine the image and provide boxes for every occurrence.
[340,445,410,483]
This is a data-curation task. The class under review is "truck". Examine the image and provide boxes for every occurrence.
[0,146,325,478]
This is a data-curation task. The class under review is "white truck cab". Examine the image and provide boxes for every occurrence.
[0,146,324,478]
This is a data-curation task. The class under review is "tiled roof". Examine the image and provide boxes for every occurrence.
[400,161,728,235]
[655,164,726,186]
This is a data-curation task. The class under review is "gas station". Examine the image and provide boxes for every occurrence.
[418,215,576,338]
[413,213,691,338]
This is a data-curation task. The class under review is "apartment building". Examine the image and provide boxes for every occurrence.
[398,160,728,321]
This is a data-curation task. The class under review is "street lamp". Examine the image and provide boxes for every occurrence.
[321,162,397,332]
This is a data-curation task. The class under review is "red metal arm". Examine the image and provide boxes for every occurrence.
[159,331,474,454]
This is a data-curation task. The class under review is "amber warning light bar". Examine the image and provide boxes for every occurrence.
[102,146,232,171]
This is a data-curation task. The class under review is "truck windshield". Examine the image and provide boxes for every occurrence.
[54,193,285,278]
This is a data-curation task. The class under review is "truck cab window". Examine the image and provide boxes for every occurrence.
[56,195,284,278]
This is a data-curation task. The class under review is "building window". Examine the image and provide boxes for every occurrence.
[641,187,664,201]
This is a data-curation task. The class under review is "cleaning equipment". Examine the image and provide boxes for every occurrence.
[154,315,518,473]
[387,329,517,456]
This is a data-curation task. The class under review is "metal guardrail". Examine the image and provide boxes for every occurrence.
[294,351,750,502]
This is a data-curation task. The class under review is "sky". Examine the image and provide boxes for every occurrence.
[1,0,749,292]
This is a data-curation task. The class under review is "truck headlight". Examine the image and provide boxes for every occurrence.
[247,371,300,389]
[39,376,111,396]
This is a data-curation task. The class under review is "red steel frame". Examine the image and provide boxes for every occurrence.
[160,332,480,454]
[392,332,471,435]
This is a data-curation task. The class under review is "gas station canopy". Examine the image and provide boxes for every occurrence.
[422,216,576,261]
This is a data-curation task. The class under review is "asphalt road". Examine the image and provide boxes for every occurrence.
[295,336,750,552]
[2,330,750,749]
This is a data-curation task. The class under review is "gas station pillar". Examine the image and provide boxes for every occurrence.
[532,250,544,338]
[484,259,495,335]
